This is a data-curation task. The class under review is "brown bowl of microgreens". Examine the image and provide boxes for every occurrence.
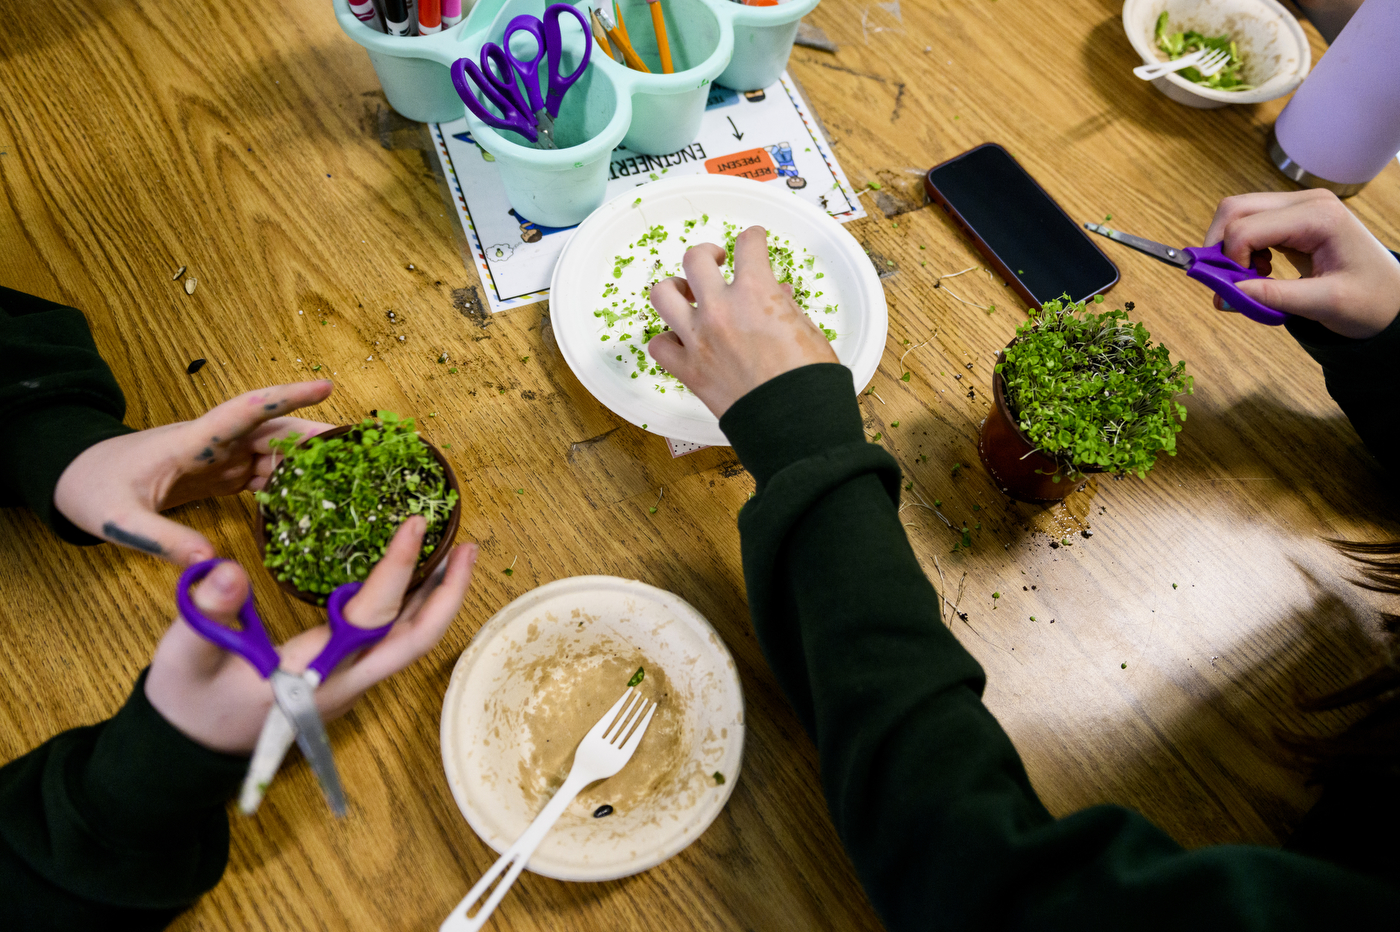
[254,412,461,605]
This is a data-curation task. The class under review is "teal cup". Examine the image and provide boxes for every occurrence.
[717,0,821,92]
[334,0,468,123]
[599,0,731,154]
[333,0,821,227]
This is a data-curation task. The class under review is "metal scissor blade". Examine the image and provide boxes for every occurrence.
[270,671,348,818]
[1083,222,1191,269]
[239,703,297,815]
[532,109,559,149]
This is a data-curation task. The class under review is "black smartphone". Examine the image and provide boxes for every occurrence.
[924,144,1118,309]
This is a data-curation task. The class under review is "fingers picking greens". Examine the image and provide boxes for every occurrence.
[595,216,841,390]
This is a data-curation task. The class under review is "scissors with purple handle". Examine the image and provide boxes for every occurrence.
[450,3,592,149]
[176,559,392,817]
[1084,222,1287,326]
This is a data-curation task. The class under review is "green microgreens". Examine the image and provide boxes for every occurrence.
[255,412,457,599]
[1154,12,1252,90]
[593,216,840,392]
[997,294,1193,480]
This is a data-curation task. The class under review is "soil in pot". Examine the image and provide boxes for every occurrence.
[254,412,461,604]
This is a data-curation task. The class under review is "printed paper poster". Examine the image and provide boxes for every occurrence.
[431,73,865,313]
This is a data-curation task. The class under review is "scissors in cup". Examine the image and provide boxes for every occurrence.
[176,560,393,817]
[1083,222,1286,326]
[450,4,592,149]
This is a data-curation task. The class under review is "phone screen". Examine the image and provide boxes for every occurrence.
[924,144,1118,308]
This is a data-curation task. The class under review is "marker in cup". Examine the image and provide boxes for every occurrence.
[418,0,442,35]
[382,0,413,36]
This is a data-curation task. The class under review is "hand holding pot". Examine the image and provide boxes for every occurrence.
[147,517,478,754]
[647,226,837,418]
[1203,190,1400,339]
[53,380,337,566]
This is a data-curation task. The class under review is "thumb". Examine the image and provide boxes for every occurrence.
[157,560,254,678]
[193,560,252,618]
[1234,275,1340,323]
[101,509,218,566]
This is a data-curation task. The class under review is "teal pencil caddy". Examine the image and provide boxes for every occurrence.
[333,0,820,226]
[718,0,820,92]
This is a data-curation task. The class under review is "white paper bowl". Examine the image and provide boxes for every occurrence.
[549,174,889,446]
[1122,0,1311,109]
[440,576,745,881]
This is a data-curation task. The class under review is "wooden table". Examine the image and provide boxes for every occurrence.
[3,1,1398,929]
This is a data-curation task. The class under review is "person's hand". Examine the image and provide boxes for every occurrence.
[647,226,838,418]
[145,516,478,755]
[53,381,336,566]
[1203,189,1400,338]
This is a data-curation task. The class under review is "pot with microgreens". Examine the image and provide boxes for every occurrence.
[979,295,1193,504]
[254,412,461,604]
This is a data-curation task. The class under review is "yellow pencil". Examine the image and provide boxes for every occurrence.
[590,9,615,60]
[646,0,673,74]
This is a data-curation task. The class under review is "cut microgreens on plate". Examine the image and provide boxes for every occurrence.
[594,215,840,392]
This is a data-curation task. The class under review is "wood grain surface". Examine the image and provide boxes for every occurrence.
[3,0,1399,929]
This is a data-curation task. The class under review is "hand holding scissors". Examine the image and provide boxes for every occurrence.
[450,4,592,148]
[1084,222,1286,326]
[156,518,479,816]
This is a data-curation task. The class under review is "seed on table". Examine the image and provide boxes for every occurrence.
[184,278,197,295]
[171,265,187,280]
[186,358,207,374]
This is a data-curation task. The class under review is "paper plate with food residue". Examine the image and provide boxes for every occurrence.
[440,576,745,881]
[549,174,888,446]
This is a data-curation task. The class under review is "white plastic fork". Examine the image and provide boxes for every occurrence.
[440,687,659,932]
[1133,47,1230,81]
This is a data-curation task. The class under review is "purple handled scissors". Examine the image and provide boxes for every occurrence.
[1084,222,1286,326]
[450,3,591,149]
[176,559,393,817]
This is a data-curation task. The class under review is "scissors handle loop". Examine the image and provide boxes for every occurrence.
[1182,244,1288,327]
[543,3,592,119]
[177,559,279,678]
[450,57,539,143]
[307,582,394,681]
[502,15,550,116]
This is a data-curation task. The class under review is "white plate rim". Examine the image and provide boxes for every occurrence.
[549,174,889,446]
[439,575,747,881]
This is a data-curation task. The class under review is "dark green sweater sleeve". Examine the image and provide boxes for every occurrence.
[0,286,135,544]
[721,363,1399,931]
[0,669,247,930]
[1285,302,1400,474]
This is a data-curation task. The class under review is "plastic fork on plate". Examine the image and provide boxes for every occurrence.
[440,686,659,931]
[1133,47,1230,81]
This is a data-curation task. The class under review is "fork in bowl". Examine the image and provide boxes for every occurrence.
[440,686,659,931]
[1133,47,1230,81]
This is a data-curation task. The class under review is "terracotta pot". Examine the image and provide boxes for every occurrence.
[978,352,1093,504]
[255,424,462,605]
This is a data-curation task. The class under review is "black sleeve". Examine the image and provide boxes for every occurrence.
[720,363,1399,931]
[1284,298,1400,474]
[0,285,134,544]
[0,669,246,931]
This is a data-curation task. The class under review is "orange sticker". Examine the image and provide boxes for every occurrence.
[705,147,777,182]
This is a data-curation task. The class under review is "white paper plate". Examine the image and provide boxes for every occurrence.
[440,576,745,881]
[549,175,889,446]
